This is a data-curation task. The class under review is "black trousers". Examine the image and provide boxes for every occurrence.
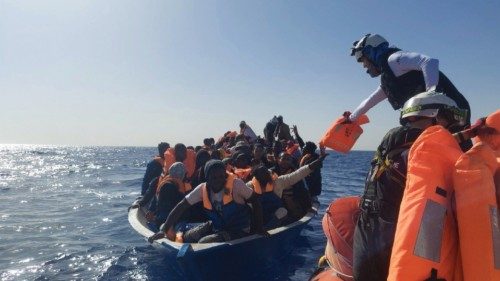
[352,211,396,281]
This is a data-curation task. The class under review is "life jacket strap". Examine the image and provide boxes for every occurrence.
[424,268,446,281]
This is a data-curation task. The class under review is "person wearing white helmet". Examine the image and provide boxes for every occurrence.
[346,34,471,148]
[352,90,468,281]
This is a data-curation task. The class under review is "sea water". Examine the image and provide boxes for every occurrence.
[0,145,372,281]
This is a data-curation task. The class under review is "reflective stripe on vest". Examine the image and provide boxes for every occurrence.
[388,126,462,281]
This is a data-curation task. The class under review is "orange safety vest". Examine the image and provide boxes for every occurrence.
[156,176,192,195]
[163,148,196,178]
[250,173,279,194]
[233,167,252,181]
[286,143,300,155]
[321,196,360,281]
[202,173,236,209]
[388,126,462,281]
[319,114,369,153]
[454,110,500,281]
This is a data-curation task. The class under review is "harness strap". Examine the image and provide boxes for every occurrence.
[424,268,446,281]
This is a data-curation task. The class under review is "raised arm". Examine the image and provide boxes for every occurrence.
[349,86,387,121]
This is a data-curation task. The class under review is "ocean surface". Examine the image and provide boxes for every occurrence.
[0,145,373,281]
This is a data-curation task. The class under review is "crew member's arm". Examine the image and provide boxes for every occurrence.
[387,51,439,90]
[349,86,387,121]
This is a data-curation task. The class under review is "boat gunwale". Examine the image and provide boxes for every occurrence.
[128,199,319,252]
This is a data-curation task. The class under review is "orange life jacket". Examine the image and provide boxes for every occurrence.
[286,143,300,155]
[388,126,463,281]
[474,109,500,151]
[163,148,196,178]
[234,167,252,181]
[250,173,279,194]
[202,173,237,209]
[319,114,369,153]
[321,196,360,281]
[454,110,500,281]
[156,176,192,196]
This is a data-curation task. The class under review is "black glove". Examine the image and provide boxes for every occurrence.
[341,111,352,124]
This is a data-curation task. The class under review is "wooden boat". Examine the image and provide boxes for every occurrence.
[128,200,319,280]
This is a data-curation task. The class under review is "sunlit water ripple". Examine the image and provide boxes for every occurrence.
[0,144,373,280]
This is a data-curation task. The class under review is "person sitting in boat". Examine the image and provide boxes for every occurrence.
[164,143,196,180]
[232,152,253,182]
[352,90,468,281]
[274,152,313,222]
[239,121,258,144]
[141,142,169,195]
[346,33,472,151]
[202,138,213,152]
[131,162,192,232]
[273,115,293,142]
[299,141,323,200]
[148,159,268,243]
[285,140,301,161]
[248,155,325,229]
[209,148,225,160]
[250,144,273,169]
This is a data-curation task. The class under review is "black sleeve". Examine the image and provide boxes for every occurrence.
[160,199,191,233]
[138,177,159,206]
[295,134,305,149]
[141,161,162,195]
[247,193,264,233]
[156,184,180,215]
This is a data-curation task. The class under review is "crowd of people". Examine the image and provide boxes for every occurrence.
[130,116,326,244]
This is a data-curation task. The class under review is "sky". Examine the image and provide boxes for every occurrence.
[1,1,499,150]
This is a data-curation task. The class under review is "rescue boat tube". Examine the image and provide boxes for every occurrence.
[388,126,463,281]
[321,196,360,281]
[454,141,500,281]
[319,115,369,153]
[309,268,345,281]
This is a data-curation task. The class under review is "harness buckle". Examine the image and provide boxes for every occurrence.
[360,198,380,214]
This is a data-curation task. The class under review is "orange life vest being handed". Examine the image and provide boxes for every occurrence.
[388,126,462,281]
[454,110,500,281]
[321,196,360,281]
[319,114,369,153]
[163,148,196,178]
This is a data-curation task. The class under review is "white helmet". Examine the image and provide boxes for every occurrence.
[400,90,466,126]
[350,33,388,61]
